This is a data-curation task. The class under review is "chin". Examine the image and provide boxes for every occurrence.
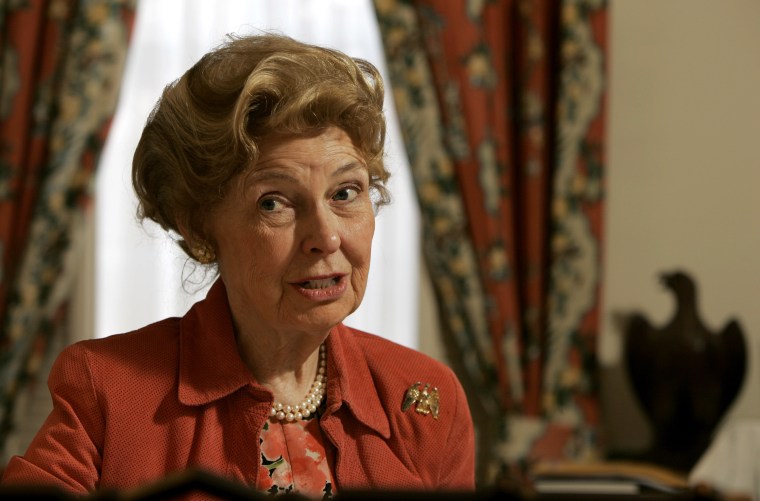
[295,304,354,333]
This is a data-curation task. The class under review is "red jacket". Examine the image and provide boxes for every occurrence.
[2,280,475,494]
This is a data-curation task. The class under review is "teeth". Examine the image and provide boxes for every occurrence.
[301,278,337,289]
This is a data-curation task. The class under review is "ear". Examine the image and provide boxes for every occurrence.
[177,220,212,262]
[175,222,196,257]
[176,220,195,248]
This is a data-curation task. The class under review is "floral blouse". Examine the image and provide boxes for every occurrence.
[257,415,336,499]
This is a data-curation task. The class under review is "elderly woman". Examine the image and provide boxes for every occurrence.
[1,34,475,497]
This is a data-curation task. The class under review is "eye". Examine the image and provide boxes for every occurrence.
[333,186,360,202]
[259,197,284,212]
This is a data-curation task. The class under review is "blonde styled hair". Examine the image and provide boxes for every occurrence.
[132,33,389,258]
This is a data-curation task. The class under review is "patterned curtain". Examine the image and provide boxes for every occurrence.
[374,0,607,483]
[0,0,135,449]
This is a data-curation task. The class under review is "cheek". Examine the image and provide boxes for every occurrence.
[218,229,288,280]
[249,232,295,276]
[350,215,375,267]
[350,219,374,306]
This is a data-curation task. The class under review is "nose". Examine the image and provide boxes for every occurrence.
[300,205,341,255]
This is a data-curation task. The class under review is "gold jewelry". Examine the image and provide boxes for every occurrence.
[270,344,327,422]
[402,381,440,419]
[192,243,215,264]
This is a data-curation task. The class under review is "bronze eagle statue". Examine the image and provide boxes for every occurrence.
[623,270,746,472]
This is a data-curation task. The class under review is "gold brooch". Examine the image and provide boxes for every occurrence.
[402,382,440,419]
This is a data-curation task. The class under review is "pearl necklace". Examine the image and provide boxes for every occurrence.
[269,343,327,422]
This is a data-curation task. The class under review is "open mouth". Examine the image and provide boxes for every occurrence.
[298,277,341,290]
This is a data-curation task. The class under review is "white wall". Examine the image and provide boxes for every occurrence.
[601,0,760,449]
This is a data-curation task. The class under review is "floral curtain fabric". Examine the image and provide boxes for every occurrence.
[374,0,607,482]
[0,0,134,449]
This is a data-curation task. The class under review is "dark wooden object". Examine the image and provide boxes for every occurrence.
[622,270,746,472]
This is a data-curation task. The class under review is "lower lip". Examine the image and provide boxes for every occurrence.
[291,277,348,301]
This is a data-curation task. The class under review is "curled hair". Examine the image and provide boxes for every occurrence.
[132,33,389,258]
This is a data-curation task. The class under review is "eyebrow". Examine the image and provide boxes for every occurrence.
[332,162,367,177]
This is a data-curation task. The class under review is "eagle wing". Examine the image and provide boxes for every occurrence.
[402,382,421,412]
[717,318,747,411]
[623,312,659,412]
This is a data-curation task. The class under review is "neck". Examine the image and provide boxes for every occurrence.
[235,325,329,406]
[675,288,697,314]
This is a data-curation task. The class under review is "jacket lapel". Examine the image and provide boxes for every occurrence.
[177,280,256,406]
[324,324,391,439]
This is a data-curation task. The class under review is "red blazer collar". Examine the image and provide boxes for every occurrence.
[325,324,391,439]
[177,280,391,439]
[178,280,254,406]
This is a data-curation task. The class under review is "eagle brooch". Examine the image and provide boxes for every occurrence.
[402,381,440,419]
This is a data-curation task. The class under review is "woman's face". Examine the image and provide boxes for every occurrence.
[206,126,375,339]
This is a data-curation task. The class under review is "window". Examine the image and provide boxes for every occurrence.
[95,0,421,348]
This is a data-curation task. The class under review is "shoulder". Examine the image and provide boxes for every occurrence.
[343,326,457,384]
[346,327,453,374]
[337,325,469,423]
[45,317,185,446]
[62,317,180,360]
[52,318,182,391]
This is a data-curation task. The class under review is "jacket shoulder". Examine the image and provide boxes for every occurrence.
[72,316,180,355]
[348,328,455,383]
[341,326,468,425]
[3,318,185,492]
[54,318,182,394]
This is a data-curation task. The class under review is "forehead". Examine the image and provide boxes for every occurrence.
[249,128,367,177]
[259,127,360,157]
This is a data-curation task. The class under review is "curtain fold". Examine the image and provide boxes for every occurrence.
[0,0,135,451]
[374,0,607,483]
